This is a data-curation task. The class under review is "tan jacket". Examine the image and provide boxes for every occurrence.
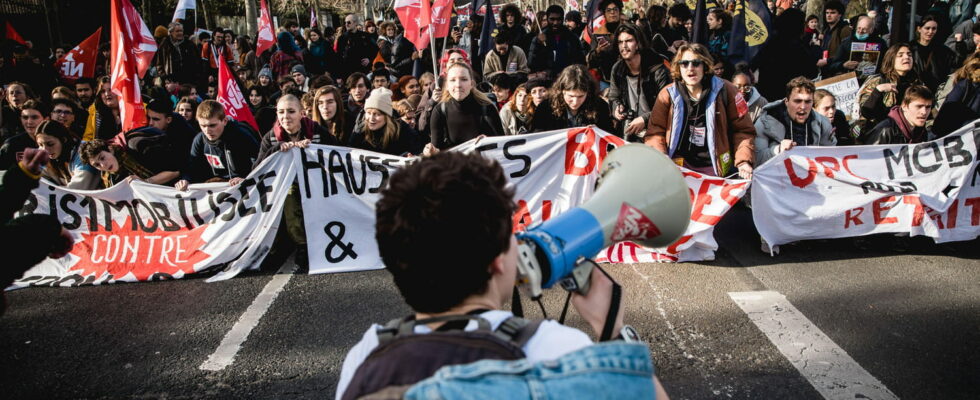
[644,78,756,176]
[483,46,530,78]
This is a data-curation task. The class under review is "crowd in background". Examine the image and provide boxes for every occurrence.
[3,0,980,260]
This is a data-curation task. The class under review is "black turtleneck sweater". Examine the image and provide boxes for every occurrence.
[429,94,505,149]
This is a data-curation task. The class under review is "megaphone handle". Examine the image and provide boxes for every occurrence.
[597,265,623,342]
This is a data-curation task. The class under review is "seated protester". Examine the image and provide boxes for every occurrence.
[49,98,85,137]
[934,52,980,137]
[371,68,392,90]
[0,100,49,170]
[393,99,418,130]
[336,151,669,399]
[34,120,100,189]
[348,88,426,156]
[483,30,530,82]
[732,67,768,122]
[813,89,854,145]
[79,133,180,187]
[253,95,339,267]
[525,77,551,117]
[83,77,123,142]
[856,43,923,141]
[429,62,506,150]
[145,98,196,160]
[1,147,75,317]
[500,83,530,135]
[176,97,201,134]
[489,73,516,110]
[910,15,957,92]
[607,23,672,142]
[864,85,934,144]
[247,87,277,134]
[311,86,351,143]
[753,77,837,167]
[75,77,97,109]
[828,16,888,80]
[256,67,279,100]
[205,82,219,101]
[175,100,259,190]
[278,76,298,99]
[527,64,615,134]
[392,75,421,101]
[345,73,371,126]
[291,64,311,94]
[646,43,756,178]
[1,82,35,140]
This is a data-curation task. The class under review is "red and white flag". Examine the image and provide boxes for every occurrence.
[396,0,455,51]
[310,7,318,28]
[110,0,158,132]
[395,0,426,50]
[256,0,275,56]
[55,28,102,83]
[5,22,26,45]
[217,56,259,132]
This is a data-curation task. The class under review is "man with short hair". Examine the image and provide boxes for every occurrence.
[829,16,888,78]
[145,98,195,157]
[528,5,586,76]
[336,151,668,399]
[337,14,380,78]
[753,76,837,166]
[483,30,530,81]
[0,100,49,170]
[865,85,934,144]
[49,99,80,134]
[607,24,671,140]
[154,21,201,85]
[175,100,259,190]
[201,28,235,80]
[664,3,692,46]
[291,64,310,93]
[371,69,391,90]
[74,78,97,108]
[821,1,852,60]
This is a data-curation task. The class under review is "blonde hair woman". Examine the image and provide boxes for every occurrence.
[429,62,505,149]
[349,88,425,156]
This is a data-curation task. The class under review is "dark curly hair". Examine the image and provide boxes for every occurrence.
[375,152,515,313]
[548,64,602,121]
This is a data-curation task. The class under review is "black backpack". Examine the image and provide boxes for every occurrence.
[341,314,543,400]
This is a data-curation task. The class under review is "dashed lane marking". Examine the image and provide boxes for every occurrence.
[729,291,898,400]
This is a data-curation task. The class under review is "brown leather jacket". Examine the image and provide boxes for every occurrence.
[644,78,756,176]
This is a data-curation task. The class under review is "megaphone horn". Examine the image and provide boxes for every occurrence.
[516,144,692,299]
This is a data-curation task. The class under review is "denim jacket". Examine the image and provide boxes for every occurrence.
[405,342,657,399]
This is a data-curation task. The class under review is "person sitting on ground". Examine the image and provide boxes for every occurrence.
[429,62,506,150]
[500,83,530,135]
[348,88,426,156]
[483,30,530,82]
[0,100,48,170]
[34,120,100,189]
[336,151,669,399]
[174,100,259,190]
[528,64,614,134]
[864,85,934,144]
[79,133,180,187]
[732,66,768,122]
[812,89,854,145]
[145,98,196,160]
[753,77,836,167]
[607,23,672,141]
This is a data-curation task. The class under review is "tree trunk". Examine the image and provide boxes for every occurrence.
[245,0,258,37]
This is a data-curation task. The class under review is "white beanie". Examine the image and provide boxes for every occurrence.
[364,88,394,117]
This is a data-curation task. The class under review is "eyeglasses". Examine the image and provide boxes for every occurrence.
[677,59,704,68]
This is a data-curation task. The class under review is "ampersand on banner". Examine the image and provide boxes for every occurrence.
[324,221,358,262]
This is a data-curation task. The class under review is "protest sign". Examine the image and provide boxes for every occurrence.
[752,121,980,247]
[849,42,883,76]
[815,72,860,120]
[11,155,296,289]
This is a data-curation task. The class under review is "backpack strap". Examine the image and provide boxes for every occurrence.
[493,316,544,348]
[375,314,495,346]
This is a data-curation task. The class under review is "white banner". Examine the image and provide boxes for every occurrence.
[752,121,980,247]
[12,155,296,289]
[815,72,860,120]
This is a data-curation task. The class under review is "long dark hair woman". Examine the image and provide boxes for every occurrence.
[528,64,614,134]
[857,43,923,138]
[935,52,980,137]
[910,15,956,92]
[646,43,756,178]
[305,28,335,76]
[429,62,505,149]
[349,88,426,156]
[247,87,276,134]
[706,8,732,58]
[82,76,122,142]
[34,120,101,189]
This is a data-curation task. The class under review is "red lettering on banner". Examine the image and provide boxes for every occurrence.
[927,206,945,229]
[844,207,864,228]
[784,157,818,188]
[967,197,980,226]
[598,134,626,166]
[69,217,209,280]
[815,157,840,178]
[902,195,925,226]
[666,235,693,254]
[947,200,959,229]
[542,200,553,221]
[872,196,898,225]
[690,179,744,226]
[842,155,867,180]
[564,128,597,176]
[513,200,532,232]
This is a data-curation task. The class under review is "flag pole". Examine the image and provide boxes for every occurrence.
[429,0,440,79]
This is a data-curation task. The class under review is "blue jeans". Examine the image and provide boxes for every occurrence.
[405,342,657,399]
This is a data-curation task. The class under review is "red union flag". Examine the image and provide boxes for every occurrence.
[217,56,259,132]
[395,0,426,50]
[55,28,101,83]
[256,0,275,56]
[397,0,455,51]
[110,0,158,132]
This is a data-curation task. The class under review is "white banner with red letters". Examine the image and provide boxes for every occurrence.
[297,127,744,274]
[10,155,296,289]
[752,120,980,247]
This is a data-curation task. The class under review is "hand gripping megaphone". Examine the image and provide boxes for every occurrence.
[515,144,691,299]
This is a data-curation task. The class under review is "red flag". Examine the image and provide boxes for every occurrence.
[110,0,158,132]
[429,0,455,39]
[395,0,427,50]
[217,56,259,132]
[256,0,275,56]
[55,28,102,83]
[5,22,25,45]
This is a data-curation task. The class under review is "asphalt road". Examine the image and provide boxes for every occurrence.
[1,205,978,399]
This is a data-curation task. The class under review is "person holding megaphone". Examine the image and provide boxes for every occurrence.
[646,43,756,179]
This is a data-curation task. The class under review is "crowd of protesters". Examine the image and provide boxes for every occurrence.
[2,0,980,259]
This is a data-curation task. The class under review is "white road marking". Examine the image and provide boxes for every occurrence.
[729,291,898,400]
[199,263,297,371]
